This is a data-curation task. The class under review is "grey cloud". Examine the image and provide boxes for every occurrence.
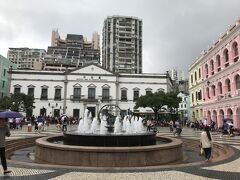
[0,0,239,76]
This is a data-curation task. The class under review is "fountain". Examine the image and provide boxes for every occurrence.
[35,104,183,167]
[63,106,156,146]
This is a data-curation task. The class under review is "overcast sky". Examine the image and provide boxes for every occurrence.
[0,0,240,76]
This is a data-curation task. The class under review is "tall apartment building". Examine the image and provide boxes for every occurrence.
[189,18,240,129]
[7,48,46,70]
[44,30,100,71]
[168,69,185,82]
[102,16,142,73]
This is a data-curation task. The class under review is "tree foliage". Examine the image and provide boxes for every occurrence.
[135,91,182,120]
[135,91,167,119]
[165,92,182,113]
[0,93,35,112]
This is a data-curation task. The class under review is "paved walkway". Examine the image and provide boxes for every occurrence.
[1,125,240,179]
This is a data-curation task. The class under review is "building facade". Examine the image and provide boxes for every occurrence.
[177,92,189,122]
[44,31,100,71]
[189,18,240,129]
[0,55,17,98]
[9,64,172,118]
[7,48,46,70]
[189,57,204,122]
[168,69,185,82]
[102,16,142,74]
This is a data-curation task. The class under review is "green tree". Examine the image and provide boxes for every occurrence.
[0,93,35,113]
[135,91,167,120]
[0,96,12,110]
[165,92,182,121]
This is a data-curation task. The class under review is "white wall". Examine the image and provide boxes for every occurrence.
[9,65,171,117]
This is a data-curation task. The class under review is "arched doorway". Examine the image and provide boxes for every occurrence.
[207,111,211,123]
[218,109,224,128]
[192,111,196,121]
[212,110,217,127]
[236,108,240,128]
[234,74,240,92]
[226,108,233,119]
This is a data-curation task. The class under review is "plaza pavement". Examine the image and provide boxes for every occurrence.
[1,125,240,179]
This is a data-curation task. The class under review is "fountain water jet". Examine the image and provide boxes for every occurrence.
[35,104,183,167]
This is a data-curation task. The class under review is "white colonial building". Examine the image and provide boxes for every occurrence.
[8,64,172,118]
[177,92,189,121]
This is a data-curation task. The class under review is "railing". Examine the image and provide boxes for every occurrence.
[99,96,112,102]
[70,95,82,101]
[70,95,113,102]
[235,89,240,96]
[81,95,98,102]
[54,96,61,101]
[216,95,224,101]
[234,56,239,62]
[40,96,48,100]
[225,92,231,98]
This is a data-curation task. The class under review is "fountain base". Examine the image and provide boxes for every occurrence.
[35,135,183,167]
[63,131,156,147]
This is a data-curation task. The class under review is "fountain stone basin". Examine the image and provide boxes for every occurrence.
[35,135,183,167]
[63,131,156,147]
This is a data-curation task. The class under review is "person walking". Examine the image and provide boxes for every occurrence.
[0,118,11,175]
[200,126,213,161]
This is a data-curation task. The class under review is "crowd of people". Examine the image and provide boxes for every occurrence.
[7,115,80,133]
[187,118,236,137]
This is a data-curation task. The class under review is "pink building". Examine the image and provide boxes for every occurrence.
[201,18,240,129]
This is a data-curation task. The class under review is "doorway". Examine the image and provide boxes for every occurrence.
[87,107,96,117]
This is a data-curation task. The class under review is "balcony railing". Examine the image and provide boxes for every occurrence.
[235,89,240,96]
[99,96,112,102]
[234,56,239,62]
[81,95,98,102]
[121,97,128,101]
[54,96,62,101]
[70,95,82,101]
[40,96,48,100]
[216,95,224,101]
[225,92,231,99]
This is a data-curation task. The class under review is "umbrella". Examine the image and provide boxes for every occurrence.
[227,122,234,126]
[0,111,22,119]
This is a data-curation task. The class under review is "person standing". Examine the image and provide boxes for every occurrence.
[0,118,11,174]
[62,116,67,132]
[200,126,213,161]
[147,119,151,131]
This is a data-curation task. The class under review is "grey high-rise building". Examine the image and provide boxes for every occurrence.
[44,30,100,71]
[102,16,142,73]
[7,48,46,70]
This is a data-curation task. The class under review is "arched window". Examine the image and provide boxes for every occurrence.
[224,49,229,67]
[216,55,221,72]
[206,87,210,99]
[205,64,208,78]
[224,49,229,62]
[210,60,214,75]
[225,79,231,92]
[212,85,216,96]
[233,42,238,57]
[198,90,202,100]
[218,82,222,94]
[235,74,240,90]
